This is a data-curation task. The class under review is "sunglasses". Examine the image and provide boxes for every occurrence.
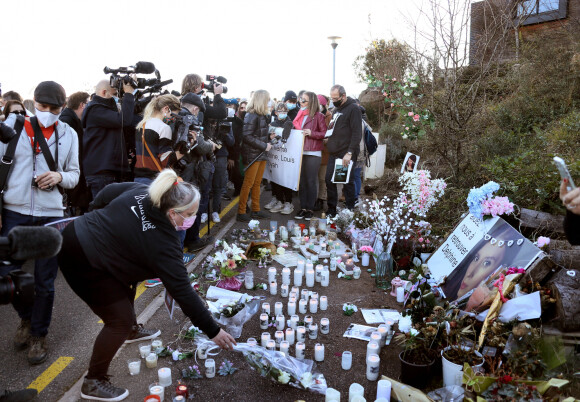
[299,99,309,103]
[10,110,26,115]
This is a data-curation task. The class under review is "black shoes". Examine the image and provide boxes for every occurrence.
[303,210,314,221]
[185,236,214,252]
[294,209,306,220]
[0,388,38,402]
[81,377,129,401]
[237,213,251,222]
[27,336,47,365]
[251,210,271,219]
[124,324,161,344]
[325,209,337,218]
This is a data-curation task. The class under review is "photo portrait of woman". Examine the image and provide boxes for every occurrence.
[440,220,540,303]
[401,152,419,174]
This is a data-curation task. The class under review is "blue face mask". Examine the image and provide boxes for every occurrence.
[278,113,287,120]
[112,96,119,104]
[300,106,307,111]
[286,102,296,110]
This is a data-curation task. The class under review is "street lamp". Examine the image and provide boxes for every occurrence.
[328,36,341,86]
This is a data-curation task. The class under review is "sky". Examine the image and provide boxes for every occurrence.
[0,0,432,101]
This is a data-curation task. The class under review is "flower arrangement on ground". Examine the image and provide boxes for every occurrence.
[212,240,247,290]
[467,181,514,220]
[343,303,358,316]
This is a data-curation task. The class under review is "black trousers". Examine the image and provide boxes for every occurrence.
[325,154,357,211]
[58,223,137,379]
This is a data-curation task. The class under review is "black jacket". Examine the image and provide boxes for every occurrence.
[228,115,244,162]
[75,182,220,337]
[60,107,83,163]
[327,97,362,159]
[241,113,269,164]
[81,94,135,175]
[564,210,580,245]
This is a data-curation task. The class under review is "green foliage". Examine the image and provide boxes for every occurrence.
[353,39,414,84]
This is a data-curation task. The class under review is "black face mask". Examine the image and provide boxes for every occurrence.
[238,111,246,119]
[333,97,344,108]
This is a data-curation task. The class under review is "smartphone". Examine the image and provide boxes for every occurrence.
[553,156,576,191]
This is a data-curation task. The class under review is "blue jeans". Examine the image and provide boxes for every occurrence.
[0,209,60,337]
[86,174,116,199]
[353,167,362,199]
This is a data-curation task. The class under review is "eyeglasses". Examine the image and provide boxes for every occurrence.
[299,99,309,103]
[10,110,26,115]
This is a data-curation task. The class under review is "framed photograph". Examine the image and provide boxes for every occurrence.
[401,152,419,174]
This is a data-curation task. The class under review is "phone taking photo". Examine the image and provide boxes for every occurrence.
[553,156,576,191]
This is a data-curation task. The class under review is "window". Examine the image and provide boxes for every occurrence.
[516,0,568,25]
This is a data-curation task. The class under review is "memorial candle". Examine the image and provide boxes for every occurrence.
[158,367,172,386]
[305,261,314,273]
[376,379,392,401]
[280,284,289,297]
[325,388,340,402]
[308,323,318,339]
[299,299,308,314]
[295,342,305,360]
[128,358,141,375]
[297,259,305,272]
[353,266,361,279]
[367,341,380,359]
[279,340,290,355]
[282,268,291,285]
[296,326,306,342]
[287,300,296,316]
[370,332,382,348]
[275,331,284,346]
[304,315,313,325]
[314,343,325,362]
[269,231,275,242]
[309,298,318,314]
[321,270,329,287]
[294,269,303,286]
[247,337,257,347]
[366,354,380,381]
[275,315,285,331]
[306,269,315,287]
[274,302,283,316]
[149,384,164,402]
[290,315,299,329]
[320,296,328,310]
[396,286,405,303]
[268,267,277,283]
[349,383,364,402]
[311,291,319,300]
[285,328,295,345]
[244,271,254,289]
[301,289,310,301]
[261,332,271,347]
[270,281,277,295]
[139,343,152,358]
[377,324,388,347]
[291,286,300,295]
[266,340,276,351]
[320,318,330,334]
[146,353,158,368]
[315,265,323,283]
[260,313,269,330]
[345,259,355,272]
[261,302,270,315]
[341,351,352,370]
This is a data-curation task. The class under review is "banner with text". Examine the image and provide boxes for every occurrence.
[262,129,305,191]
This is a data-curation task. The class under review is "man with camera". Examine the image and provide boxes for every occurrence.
[0,81,80,365]
[82,79,135,197]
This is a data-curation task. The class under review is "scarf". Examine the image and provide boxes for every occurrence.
[293,108,310,129]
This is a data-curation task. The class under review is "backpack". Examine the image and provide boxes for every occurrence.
[363,122,377,156]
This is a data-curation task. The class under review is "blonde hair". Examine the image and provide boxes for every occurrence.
[137,94,181,130]
[149,169,200,214]
[246,90,270,116]
[181,74,203,95]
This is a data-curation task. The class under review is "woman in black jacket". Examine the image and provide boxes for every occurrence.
[58,170,236,401]
[237,90,275,222]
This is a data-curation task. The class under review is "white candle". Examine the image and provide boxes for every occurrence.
[158,367,172,386]
[260,313,269,330]
[309,299,318,314]
[301,289,310,301]
[361,253,370,267]
[320,296,328,310]
[268,267,277,283]
[306,269,315,287]
[269,231,276,242]
[261,332,271,347]
[351,397,366,402]
[274,302,283,316]
[280,226,288,241]
[287,301,296,316]
[205,359,215,378]
[315,264,323,283]
[314,343,325,362]
[342,351,352,370]
[330,256,337,271]
[291,286,300,295]
[304,315,313,325]
[128,359,141,375]
[377,325,388,347]
[276,315,285,331]
[376,379,392,401]
[349,383,364,402]
[261,302,270,315]
[370,332,382,347]
[285,328,295,345]
[280,284,289,297]
[297,259,305,271]
[282,267,291,285]
[305,261,314,274]
[308,323,318,339]
[367,341,380,359]
[297,326,306,343]
[325,388,341,402]
[196,344,208,360]
[275,330,284,346]
[320,318,330,334]
[290,315,299,329]
[139,343,152,358]
[311,291,319,300]
[321,270,330,287]
[396,286,405,303]
[294,268,303,286]
[366,354,380,381]
[266,339,276,351]
[280,340,290,355]
[270,281,277,295]
[353,266,361,279]
[295,342,305,360]
[149,384,164,402]
[299,299,308,314]
[145,353,158,368]
[151,339,163,350]
[247,337,257,347]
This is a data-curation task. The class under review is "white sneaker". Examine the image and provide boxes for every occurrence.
[211,212,221,223]
[264,198,278,210]
[200,213,208,223]
[270,201,284,213]
[280,202,294,215]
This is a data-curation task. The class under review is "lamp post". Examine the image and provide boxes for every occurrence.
[328,36,341,86]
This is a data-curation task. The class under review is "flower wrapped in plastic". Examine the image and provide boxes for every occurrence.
[209,295,261,339]
[193,337,327,394]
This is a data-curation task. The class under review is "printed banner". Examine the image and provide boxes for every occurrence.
[262,129,304,191]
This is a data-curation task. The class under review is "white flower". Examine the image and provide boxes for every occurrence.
[410,328,419,336]
[277,371,291,384]
[248,220,260,230]
[399,315,412,333]
[300,372,313,388]
[338,272,344,278]
[276,247,285,255]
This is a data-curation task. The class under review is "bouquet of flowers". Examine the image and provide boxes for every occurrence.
[467,181,514,220]
[248,220,260,231]
[209,295,261,339]
[212,240,248,291]
[399,170,447,217]
[359,245,374,255]
[328,208,354,233]
[362,195,413,254]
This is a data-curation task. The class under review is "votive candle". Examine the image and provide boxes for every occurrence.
[282,268,291,285]
[295,342,305,360]
[320,318,330,334]
[274,302,283,316]
[260,313,269,330]
[325,388,340,402]
[261,302,270,315]
[280,283,289,297]
[377,324,388,347]
[376,379,392,401]
[370,332,382,347]
[297,259,305,271]
[247,337,257,347]
[396,286,405,303]
[315,265,323,283]
[309,298,318,314]
[245,271,254,289]
[287,301,296,316]
[296,326,306,343]
[314,343,325,362]
[308,323,318,340]
[275,315,285,331]
[285,328,295,345]
[261,332,271,347]
[299,299,308,314]
[367,341,380,359]
[158,367,172,386]
[280,340,290,355]
[304,315,313,325]
[139,343,152,358]
[270,281,277,295]
[275,330,284,346]
[353,266,361,279]
[268,267,277,283]
[294,267,303,286]
[290,315,299,329]
[306,268,315,287]
[321,270,330,287]
[320,296,328,310]
[266,339,276,351]
[349,383,364,402]
[301,289,310,301]
[342,351,352,370]
[366,354,380,381]
[149,384,165,402]
[146,353,158,368]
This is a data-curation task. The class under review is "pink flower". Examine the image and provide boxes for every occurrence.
[227,259,236,268]
[413,114,420,122]
[418,237,424,243]
[536,236,550,248]
[392,78,397,82]
[408,112,414,117]
[390,103,394,107]
[405,127,409,130]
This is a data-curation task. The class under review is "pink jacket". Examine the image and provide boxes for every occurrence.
[299,112,327,152]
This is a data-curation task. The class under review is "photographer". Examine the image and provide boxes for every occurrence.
[82,79,135,197]
[209,112,235,223]
[181,74,228,125]
[227,101,247,198]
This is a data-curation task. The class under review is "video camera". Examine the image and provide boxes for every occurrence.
[172,112,201,154]
[104,61,157,94]
[203,75,228,94]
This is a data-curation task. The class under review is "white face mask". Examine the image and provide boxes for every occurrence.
[35,109,60,127]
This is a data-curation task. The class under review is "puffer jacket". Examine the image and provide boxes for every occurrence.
[241,112,269,164]
[300,112,327,152]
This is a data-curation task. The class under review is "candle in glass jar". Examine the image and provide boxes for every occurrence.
[262,302,270,315]
[275,315,285,330]
[266,339,276,351]
[270,281,277,295]
[299,299,307,314]
[342,253,349,264]
[320,296,328,310]
[367,341,380,359]
[280,340,290,355]
[309,298,318,314]
[320,318,330,334]
[247,337,257,347]
[308,323,318,339]
[146,353,158,368]
[291,286,300,295]
[325,388,340,402]
[297,259,305,271]
[366,354,380,381]
[285,328,295,345]
[305,261,314,273]
[175,384,188,398]
[349,383,364,401]
[304,315,313,325]
[370,331,382,347]
[158,367,172,386]
[268,267,277,283]
[396,286,405,303]
[261,332,271,347]
[321,270,329,287]
[295,342,305,360]
[290,315,299,329]
[293,269,303,286]
[315,265,323,283]
[196,344,208,360]
[376,379,392,401]
[353,266,361,279]
[342,351,352,370]
[296,326,306,342]
[275,330,284,346]
[139,342,152,358]
[280,283,289,297]
[330,256,337,271]
[306,269,315,287]
[345,259,355,271]
[205,358,216,378]
[280,226,288,241]
[152,339,163,351]
[287,300,296,316]
[149,384,164,402]
[281,268,291,285]
[377,324,389,347]
[311,291,319,300]
[314,343,325,362]
[243,271,252,289]
[272,302,282,316]
[301,289,310,301]
[260,313,269,329]
[269,231,276,242]
[128,359,141,375]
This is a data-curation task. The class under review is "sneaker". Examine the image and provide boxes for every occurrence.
[280,202,294,215]
[211,212,221,223]
[14,319,31,351]
[237,213,251,222]
[81,377,129,401]
[124,324,160,344]
[144,279,163,288]
[251,210,271,219]
[200,213,208,223]
[27,336,47,365]
[185,236,214,252]
[303,210,314,221]
[294,209,306,220]
[264,198,278,209]
[325,209,337,219]
[0,388,38,402]
[183,252,195,265]
[270,201,284,213]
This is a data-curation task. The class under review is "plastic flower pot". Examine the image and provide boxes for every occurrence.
[441,346,484,387]
[398,351,436,389]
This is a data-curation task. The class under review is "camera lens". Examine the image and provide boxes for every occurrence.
[0,275,15,305]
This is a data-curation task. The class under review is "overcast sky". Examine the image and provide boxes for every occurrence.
[1,0,433,101]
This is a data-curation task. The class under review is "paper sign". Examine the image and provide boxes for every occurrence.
[332,159,353,183]
[262,129,304,191]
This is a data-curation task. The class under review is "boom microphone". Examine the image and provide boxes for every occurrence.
[216,76,227,84]
[134,61,156,74]
[0,226,63,261]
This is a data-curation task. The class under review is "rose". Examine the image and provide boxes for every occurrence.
[408,111,414,117]
[413,114,420,122]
